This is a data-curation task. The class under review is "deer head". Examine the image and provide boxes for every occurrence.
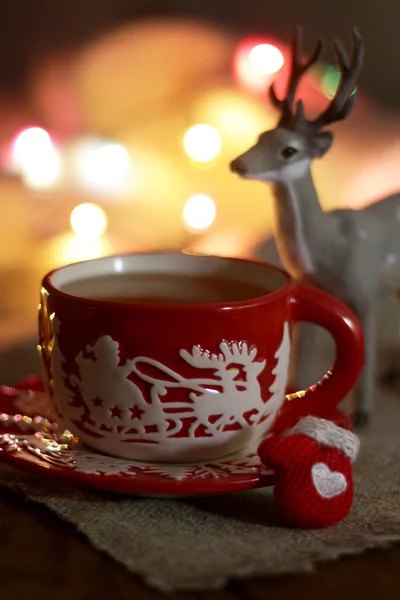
[230,27,364,183]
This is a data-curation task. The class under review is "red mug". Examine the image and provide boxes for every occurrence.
[38,252,363,462]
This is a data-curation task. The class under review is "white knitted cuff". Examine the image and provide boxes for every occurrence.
[290,416,360,462]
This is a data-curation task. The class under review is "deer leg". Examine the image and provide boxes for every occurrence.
[380,292,400,386]
[290,322,316,391]
[350,306,376,429]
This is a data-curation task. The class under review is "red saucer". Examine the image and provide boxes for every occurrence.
[0,378,275,496]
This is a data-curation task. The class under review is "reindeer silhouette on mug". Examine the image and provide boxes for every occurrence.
[131,341,267,437]
[230,27,400,427]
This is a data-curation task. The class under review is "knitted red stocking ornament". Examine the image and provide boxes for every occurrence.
[258,417,360,528]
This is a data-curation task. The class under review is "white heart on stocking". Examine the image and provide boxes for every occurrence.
[311,462,347,499]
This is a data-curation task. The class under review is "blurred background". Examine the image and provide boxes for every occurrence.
[0,0,400,353]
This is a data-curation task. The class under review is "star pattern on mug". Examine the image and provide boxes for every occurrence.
[109,405,123,419]
[92,396,103,407]
[129,405,145,420]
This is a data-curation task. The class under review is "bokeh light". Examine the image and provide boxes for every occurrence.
[61,236,110,264]
[234,38,284,94]
[249,44,284,75]
[183,194,216,231]
[322,65,357,99]
[11,126,62,190]
[193,89,274,147]
[12,127,51,166]
[183,124,222,162]
[70,203,108,239]
[72,139,131,195]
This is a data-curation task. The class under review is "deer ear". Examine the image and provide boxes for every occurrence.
[311,131,333,157]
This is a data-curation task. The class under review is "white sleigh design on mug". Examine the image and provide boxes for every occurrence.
[50,317,290,461]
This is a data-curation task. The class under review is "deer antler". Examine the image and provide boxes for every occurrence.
[180,346,225,370]
[301,26,364,131]
[270,27,364,133]
[269,26,323,127]
[219,341,258,366]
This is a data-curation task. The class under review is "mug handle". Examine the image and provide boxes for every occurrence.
[270,283,364,433]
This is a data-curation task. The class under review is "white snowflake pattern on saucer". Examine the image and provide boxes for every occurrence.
[71,450,266,481]
[73,452,144,476]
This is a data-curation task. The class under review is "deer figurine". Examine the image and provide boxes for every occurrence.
[230,27,400,427]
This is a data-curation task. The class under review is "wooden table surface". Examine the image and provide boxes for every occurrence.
[1,484,400,600]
